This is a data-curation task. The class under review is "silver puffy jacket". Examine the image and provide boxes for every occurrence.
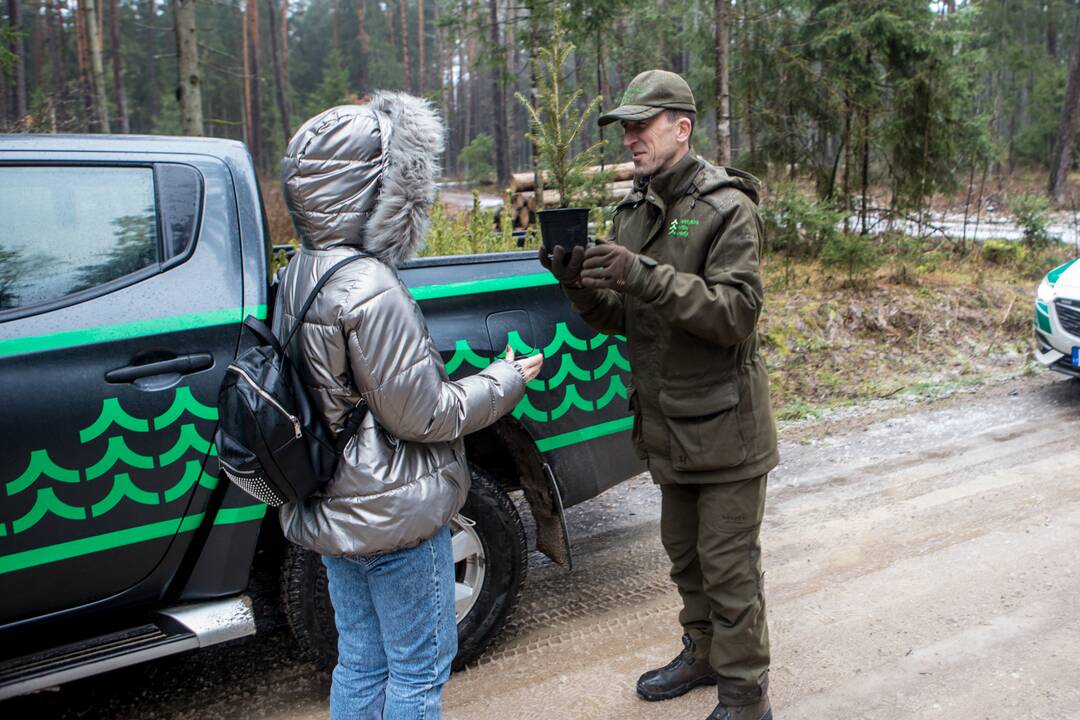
[275,94,525,556]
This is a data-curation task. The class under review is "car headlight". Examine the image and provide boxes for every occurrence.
[1037,276,1054,303]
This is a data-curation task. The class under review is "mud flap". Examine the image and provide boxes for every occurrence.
[488,420,573,570]
[536,463,572,570]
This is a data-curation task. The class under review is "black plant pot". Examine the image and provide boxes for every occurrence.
[537,207,590,255]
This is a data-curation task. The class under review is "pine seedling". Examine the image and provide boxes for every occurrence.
[515,20,605,209]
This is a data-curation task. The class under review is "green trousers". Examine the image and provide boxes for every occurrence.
[653,457,771,697]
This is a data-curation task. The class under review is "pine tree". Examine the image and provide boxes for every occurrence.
[174,0,204,135]
[516,21,605,208]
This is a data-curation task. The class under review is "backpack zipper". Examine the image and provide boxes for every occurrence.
[227,364,303,439]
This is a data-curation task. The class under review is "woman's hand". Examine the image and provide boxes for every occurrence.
[505,346,544,384]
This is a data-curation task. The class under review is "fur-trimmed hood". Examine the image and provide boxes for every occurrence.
[279,92,445,266]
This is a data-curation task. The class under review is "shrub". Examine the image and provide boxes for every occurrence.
[820,232,883,286]
[422,193,526,257]
[762,184,847,258]
[980,238,1024,265]
[458,134,495,185]
[1008,192,1058,249]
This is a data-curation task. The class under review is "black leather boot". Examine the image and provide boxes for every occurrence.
[636,634,718,701]
[706,676,772,720]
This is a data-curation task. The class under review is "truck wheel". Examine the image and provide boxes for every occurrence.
[451,467,528,669]
[280,467,528,672]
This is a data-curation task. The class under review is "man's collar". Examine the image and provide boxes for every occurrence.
[646,151,702,206]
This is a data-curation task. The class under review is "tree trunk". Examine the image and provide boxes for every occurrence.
[860,106,870,234]
[173,0,204,135]
[509,0,520,168]
[355,0,369,91]
[75,0,94,130]
[279,0,287,80]
[31,0,45,106]
[714,0,732,165]
[433,0,448,168]
[841,101,852,231]
[6,0,27,122]
[743,0,756,170]
[46,0,66,129]
[247,0,261,169]
[142,0,158,130]
[266,0,290,143]
[85,0,110,132]
[462,0,474,147]
[108,0,129,132]
[417,0,424,93]
[453,41,463,174]
[526,0,541,207]
[1047,0,1058,58]
[330,0,339,50]
[399,0,411,92]
[488,0,509,187]
[385,0,396,50]
[1049,8,1080,202]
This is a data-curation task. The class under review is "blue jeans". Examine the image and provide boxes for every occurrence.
[322,526,457,720]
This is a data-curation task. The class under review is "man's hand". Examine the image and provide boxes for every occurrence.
[581,242,639,291]
[538,245,585,287]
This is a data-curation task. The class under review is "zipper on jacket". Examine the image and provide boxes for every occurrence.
[227,364,303,439]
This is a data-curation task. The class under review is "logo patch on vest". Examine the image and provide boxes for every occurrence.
[668,218,700,238]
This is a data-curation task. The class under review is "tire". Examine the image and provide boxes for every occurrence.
[280,467,528,672]
[281,541,337,671]
[451,468,528,669]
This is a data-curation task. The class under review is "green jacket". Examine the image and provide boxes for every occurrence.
[566,152,778,483]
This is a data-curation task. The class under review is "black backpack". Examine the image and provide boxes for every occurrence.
[214,254,370,507]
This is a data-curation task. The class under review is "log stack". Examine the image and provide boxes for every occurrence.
[507,162,637,229]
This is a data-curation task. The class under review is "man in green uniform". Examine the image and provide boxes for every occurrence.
[539,70,777,720]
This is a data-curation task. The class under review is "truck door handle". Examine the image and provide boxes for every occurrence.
[105,354,214,383]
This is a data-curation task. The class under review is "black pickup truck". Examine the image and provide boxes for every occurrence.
[0,135,643,699]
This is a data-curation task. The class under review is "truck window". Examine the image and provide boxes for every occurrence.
[0,165,159,313]
[156,163,202,260]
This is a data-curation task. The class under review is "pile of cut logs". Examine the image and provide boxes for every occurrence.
[507,162,637,229]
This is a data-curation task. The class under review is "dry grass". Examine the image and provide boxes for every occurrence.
[759,254,1047,418]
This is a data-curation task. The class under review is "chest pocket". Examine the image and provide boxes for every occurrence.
[659,380,747,471]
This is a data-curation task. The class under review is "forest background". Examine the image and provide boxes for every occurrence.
[2,0,1080,415]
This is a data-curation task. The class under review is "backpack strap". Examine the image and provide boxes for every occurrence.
[242,315,284,354]
[281,252,371,350]
[334,398,370,453]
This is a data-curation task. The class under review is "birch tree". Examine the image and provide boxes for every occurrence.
[714,0,731,165]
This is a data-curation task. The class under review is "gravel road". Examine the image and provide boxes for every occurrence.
[5,373,1079,720]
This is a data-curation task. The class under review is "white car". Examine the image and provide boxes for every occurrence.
[1035,257,1080,378]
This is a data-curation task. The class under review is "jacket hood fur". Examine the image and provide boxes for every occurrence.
[280,91,445,266]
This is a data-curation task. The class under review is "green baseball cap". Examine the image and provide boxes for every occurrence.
[598,69,697,127]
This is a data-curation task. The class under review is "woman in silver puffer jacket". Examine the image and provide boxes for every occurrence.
[275,94,541,720]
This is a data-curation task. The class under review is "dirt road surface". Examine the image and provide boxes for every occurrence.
[5,374,1079,719]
